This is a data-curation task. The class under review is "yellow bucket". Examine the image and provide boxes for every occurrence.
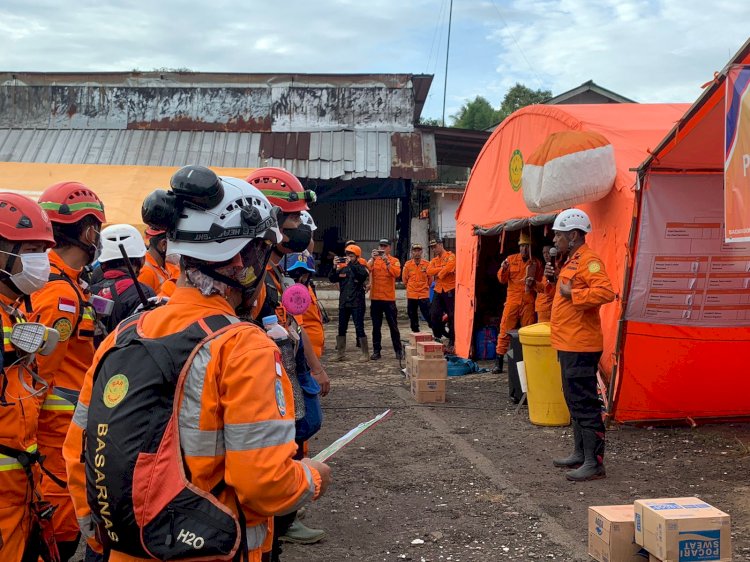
[518,323,570,427]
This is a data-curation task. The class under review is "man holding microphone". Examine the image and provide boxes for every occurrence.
[545,209,615,482]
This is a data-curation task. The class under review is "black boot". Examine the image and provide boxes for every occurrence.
[553,421,584,468]
[370,350,382,360]
[566,428,606,481]
[492,354,504,374]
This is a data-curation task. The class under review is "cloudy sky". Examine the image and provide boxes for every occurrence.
[0,0,747,121]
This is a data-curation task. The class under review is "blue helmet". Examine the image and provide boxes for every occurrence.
[282,252,316,274]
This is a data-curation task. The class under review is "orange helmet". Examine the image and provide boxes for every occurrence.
[38,181,106,225]
[344,244,362,258]
[245,167,316,213]
[0,193,56,247]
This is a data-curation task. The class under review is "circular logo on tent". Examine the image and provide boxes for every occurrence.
[103,375,129,408]
[509,149,524,192]
[53,318,73,342]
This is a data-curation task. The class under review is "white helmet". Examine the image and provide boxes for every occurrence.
[167,176,282,262]
[300,210,317,231]
[552,208,592,233]
[98,224,147,263]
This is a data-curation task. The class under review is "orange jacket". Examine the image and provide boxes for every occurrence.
[63,287,321,562]
[402,259,431,299]
[497,253,542,306]
[31,250,97,541]
[368,254,400,301]
[426,251,456,293]
[157,277,177,299]
[0,295,47,558]
[549,244,615,352]
[294,286,324,358]
[535,280,554,315]
[137,252,173,293]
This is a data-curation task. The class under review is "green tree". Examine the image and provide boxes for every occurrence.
[418,117,443,127]
[497,83,552,122]
[450,96,501,130]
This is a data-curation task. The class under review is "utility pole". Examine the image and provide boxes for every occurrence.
[441,0,454,127]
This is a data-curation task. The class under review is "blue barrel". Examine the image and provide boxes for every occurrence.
[474,326,498,360]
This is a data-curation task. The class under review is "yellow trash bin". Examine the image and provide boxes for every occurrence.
[518,323,570,427]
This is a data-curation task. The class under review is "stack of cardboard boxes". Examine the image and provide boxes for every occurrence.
[588,498,731,562]
[405,332,447,403]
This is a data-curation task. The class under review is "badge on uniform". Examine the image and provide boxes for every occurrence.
[588,261,601,273]
[275,379,286,417]
[58,297,76,313]
[53,318,73,342]
[274,351,283,377]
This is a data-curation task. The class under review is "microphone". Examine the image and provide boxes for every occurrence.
[546,247,558,281]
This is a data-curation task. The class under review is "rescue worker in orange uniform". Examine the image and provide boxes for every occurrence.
[247,167,329,554]
[368,239,402,360]
[534,245,555,323]
[0,193,58,562]
[545,209,614,482]
[63,167,331,562]
[402,243,432,333]
[493,231,542,374]
[426,238,456,351]
[32,182,106,561]
[283,252,325,358]
[137,228,178,294]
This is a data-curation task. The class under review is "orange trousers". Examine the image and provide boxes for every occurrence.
[0,470,36,562]
[496,299,536,356]
[536,309,551,323]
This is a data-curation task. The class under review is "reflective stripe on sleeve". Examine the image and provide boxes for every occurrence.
[224,420,296,452]
[71,402,89,429]
[0,443,37,472]
[180,427,225,457]
[246,522,268,550]
[41,393,76,412]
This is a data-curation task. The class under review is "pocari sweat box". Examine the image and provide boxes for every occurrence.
[633,497,731,562]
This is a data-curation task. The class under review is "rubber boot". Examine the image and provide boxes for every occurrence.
[370,350,381,360]
[358,337,370,362]
[279,519,326,545]
[492,354,504,374]
[334,336,346,362]
[566,428,606,481]
[553,421,584,468]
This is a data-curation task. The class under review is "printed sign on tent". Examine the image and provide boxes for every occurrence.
[725,65,750,243]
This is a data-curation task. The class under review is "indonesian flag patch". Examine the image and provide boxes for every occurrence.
[58,297,77,313]
[274,351,283,377]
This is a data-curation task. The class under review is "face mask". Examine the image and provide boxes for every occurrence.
[86,227,101,264]
[166,253,181,266]
[2,252,51,295]
[281,224,312,253]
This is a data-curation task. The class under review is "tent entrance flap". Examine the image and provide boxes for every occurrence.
[471,225,554,358]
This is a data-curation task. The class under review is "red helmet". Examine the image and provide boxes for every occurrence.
[0,193,56,247]
[38,181,106,225]
[245,167,316,213]
[144,226,166,237]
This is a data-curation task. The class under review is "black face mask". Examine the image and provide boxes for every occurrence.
[281,224,312,253]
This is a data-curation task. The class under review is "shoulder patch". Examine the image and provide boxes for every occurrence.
[58,297,77,313]
[588,261,602,274]
[103,374,129,408]
[53,318,73,342]
[275,379,287,417]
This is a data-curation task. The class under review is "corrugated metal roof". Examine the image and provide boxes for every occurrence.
[0,128,437,181]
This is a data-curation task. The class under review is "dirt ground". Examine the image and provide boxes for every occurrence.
[71,308,750,562]
[282,316,750,562]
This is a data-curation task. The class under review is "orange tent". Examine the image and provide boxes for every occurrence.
[454,102,687,415]
[610,39,750,423]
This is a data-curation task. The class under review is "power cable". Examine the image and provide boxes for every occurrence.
[488,0,546,89]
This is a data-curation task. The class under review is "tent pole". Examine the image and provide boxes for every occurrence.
[607,172,645,419]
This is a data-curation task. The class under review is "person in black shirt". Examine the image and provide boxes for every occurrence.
[329,244,369,361]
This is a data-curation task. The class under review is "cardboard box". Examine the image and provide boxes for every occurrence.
[649,555,661,562]
[405,354,415,382]
[417,341,444,357]
[634,498,731,562]
[404,344,417,357]
[588,505,648,562]
[408,332,434,347]
[411,378,446,403]
[413,357,447,380]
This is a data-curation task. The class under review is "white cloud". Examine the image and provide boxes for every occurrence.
[0,0,747,120]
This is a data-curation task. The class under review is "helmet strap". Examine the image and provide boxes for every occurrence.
[195,264,244,291]
[0,243,24,296]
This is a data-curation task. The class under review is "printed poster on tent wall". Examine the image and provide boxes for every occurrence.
[725,65,750,243]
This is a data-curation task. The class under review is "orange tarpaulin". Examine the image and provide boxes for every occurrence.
[454,102,688,416]
[0,162,255,228]
[611,39,750,423]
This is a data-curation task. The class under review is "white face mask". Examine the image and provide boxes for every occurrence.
[166,253,180,266]
[1,251,51,295]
